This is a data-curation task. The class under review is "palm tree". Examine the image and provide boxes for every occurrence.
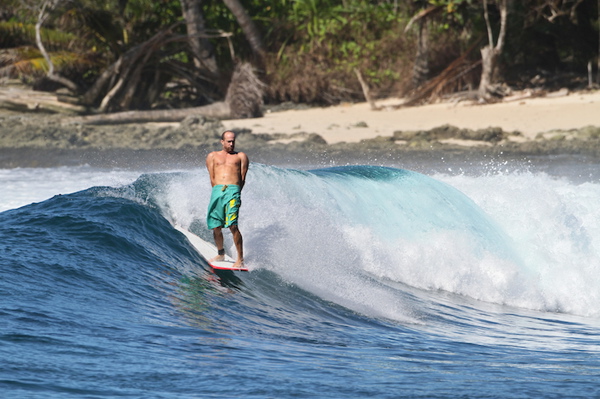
[180,0,219,77]
[221,0,265,65]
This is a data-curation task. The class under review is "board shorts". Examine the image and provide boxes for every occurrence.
[206,184,242,229]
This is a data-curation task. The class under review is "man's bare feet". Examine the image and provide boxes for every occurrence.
[232,259,244,268]
[209,254,225,263]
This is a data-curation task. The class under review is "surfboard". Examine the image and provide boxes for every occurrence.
[175,225,249,272]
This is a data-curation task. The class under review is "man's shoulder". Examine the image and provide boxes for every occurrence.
[228,151,248,160]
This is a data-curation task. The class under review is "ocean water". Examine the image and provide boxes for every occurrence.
[2,157,600,398]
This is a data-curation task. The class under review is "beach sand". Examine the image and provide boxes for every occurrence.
[223,90,600,144]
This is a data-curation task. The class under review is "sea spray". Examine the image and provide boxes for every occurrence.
[159,165,525,321]
[440,170,600,316]
[125,163,600,319]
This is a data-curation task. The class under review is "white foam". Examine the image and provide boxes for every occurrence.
[439,171,600,317]
[74,163,600,320]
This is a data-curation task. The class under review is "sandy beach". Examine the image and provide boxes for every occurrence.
[224,90,600,144]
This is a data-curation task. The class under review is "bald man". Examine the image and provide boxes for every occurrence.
[205,131,249,267]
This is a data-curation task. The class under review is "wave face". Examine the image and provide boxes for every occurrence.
[169,163,600,319]
[2,164,600,398]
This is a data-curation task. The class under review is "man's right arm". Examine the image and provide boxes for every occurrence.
[206,152,215,186]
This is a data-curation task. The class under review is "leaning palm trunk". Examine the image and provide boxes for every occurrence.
[94,25,180,112]
[222,0,265,65]
[180,0,219,77]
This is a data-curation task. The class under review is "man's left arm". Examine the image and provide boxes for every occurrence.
[239,152,249,190]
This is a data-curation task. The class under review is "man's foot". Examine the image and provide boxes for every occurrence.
[209,254,225,263]
[232,259,244,268]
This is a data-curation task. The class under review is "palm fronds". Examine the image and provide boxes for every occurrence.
[0,46,95,80]
[0,21,77,49]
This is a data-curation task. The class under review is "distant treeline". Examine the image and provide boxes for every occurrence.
[0,0,598,111]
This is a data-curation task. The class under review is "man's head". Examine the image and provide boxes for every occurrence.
[221,131,236,153]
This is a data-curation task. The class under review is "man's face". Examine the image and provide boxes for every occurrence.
[221,132,236,153]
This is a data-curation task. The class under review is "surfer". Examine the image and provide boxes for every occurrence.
[205,130,249,267]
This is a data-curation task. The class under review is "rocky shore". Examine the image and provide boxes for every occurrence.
[1,89,600,168]
[1,112,599,169]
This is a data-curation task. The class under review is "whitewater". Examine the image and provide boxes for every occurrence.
[2,156,600,398]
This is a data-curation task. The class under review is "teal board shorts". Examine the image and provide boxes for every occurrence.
[206,184,242,229]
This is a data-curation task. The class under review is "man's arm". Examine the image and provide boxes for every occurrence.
[239,152,249,189]
[206,152,215,186]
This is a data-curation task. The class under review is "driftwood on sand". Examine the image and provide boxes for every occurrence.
[63,102,230,125]
[0,84,87,115]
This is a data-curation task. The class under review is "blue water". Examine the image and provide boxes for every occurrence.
[2,162,600,398]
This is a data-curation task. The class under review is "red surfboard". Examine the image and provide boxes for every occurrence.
[175,225,249,272]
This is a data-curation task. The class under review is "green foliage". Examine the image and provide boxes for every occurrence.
[261,0,412,103]
[0,21,78,49]
[1,0,598,105]
[426,0,481,33]
[0,18,94,84]
[0,45,93,82]
[285,0,398,45]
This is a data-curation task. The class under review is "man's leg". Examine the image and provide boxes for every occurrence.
[230,225,244,266]
[209,227,225,262]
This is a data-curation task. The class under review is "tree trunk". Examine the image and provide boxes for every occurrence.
[98,50,141,112]
[35,0,79,93]
[81,58,121,106]
[478,45,498,99]
[95,25,179,112]
[180,0,219,77]
[117,53,150,110]
[477,0,508,101]
[221,0,265,64]
[354,68,379,110]
[68,62,263,123]
[64,102,230,125]
[405,5,443,91]
[412,19,430,88]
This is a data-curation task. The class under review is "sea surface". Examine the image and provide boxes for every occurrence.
[2,155,600,398]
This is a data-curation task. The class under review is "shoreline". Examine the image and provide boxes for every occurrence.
[1,141,599,171]
[225,90,600,144]
[1,89,600,168]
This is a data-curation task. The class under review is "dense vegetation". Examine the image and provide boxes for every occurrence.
[0,0,598,113]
